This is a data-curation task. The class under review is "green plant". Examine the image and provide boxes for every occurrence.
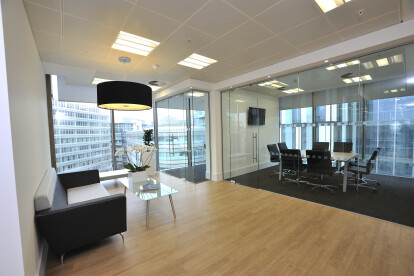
[143,129,154,146]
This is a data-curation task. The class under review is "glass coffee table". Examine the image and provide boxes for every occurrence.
[119,177,177,228]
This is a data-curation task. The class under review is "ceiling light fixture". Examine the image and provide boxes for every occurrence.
[282,88,304,94]
[376,58,389,67]
[178,53,217,69]
[362,61,374,70]
[314,0,352,13]
[258,80,288,89]
[112,31,160,56]
[97,57,152,111]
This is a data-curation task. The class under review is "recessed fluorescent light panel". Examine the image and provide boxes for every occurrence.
[283,88,304,94]
[92,78,113,85]
[258,80,288,89]
[112,31,160,56]
[315,0,351,13]
[376,58,389,67]
[325,60,359,71]
[342,75,372,84]
[178,53,217,69]
[186,92,205,97]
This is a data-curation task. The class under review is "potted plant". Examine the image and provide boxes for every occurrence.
[143,129,154,146]
[115,144,157,182]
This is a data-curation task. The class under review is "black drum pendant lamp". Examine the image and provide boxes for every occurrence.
[97,57,152,110]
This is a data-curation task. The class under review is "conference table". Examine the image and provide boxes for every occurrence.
[278,151,358,192]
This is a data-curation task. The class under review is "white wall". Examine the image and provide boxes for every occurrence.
[1,0,51,275]
[0,1,25,275]
[57,75,97,103]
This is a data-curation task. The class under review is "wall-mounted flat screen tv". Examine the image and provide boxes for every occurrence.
[248,107,266,126]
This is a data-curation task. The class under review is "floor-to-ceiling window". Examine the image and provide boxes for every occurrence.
[155,90,210,183]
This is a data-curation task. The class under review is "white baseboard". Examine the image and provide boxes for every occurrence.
[36,241,48,276]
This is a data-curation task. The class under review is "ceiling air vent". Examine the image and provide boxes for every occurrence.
[149,80,167,86]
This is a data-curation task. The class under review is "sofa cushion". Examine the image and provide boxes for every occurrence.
[67,183,110,204]
[34,168,57,211]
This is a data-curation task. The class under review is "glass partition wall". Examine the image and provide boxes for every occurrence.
[222,42,414,226]
[155,90,210,183]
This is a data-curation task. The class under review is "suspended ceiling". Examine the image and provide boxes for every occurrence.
[23,0,414,91]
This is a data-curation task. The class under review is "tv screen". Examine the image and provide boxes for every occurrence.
[248,107,266,126]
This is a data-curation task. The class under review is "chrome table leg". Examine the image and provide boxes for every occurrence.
[146,200,150,228]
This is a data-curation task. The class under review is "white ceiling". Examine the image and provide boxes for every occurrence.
[23,0,413,91]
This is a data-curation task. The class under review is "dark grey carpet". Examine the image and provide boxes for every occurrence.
[163,164,207,183]
[228,165,414,227]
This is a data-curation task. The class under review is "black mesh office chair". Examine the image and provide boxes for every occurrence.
[312,142,329,151]
[277,142,288,151]
[279,149,308,188]
[334,142,353,173]
[348,148,381,192]
[306,150,337,193]
[333,142,353,153]
[267,144,280,177]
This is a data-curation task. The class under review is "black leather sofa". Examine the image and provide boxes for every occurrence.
[35,170,126,260]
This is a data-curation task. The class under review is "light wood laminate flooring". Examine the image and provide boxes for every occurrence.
[45,173,414,276]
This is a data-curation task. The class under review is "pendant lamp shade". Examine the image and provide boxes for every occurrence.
[97,81,152,110]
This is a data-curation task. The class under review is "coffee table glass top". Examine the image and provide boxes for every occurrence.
[119,177,177,201]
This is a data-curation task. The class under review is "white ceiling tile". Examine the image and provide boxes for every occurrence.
[64,0,133,29]
[255,0,322,35]
[24,2,61,35]
[33,31,61,52]
[265,48,302,65]
[223,0,280,18]
[63,38,108,60]
[402,0,414,21]
[159,65,194,82]
[339,10,400,41]
[222,50,258,67]
[64,15,118,46]
[135,0,208,21]
[63,53,104,70]
[201,62,236,75]
[38,49,61,63]
[325,0,399,31]
[280,16,335,46]
[197,38,243,60]
[296,33,343,54]
[245,36,291,59]
[137,44,192,72]
[24,0,61,11]
[220,20,273,49]
[162,26,215,54]
[185,0,248,37]
[191,71,221,82]
[123,6,180,43]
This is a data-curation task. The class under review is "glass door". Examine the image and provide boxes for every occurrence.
[156,90,210,183]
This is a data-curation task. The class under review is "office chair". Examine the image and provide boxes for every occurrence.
[334,142,353,173]
[333,142,353,153]
[267,144,280,177]
[312,142,329,151]
[277,142,288,150]
[279,149,308,188]
[348,148,381,192]
[305,150,337,193]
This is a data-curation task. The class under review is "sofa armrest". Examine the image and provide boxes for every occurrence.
[36,193,126,255]
[58,169,100,189]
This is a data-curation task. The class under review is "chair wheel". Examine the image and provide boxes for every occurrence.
[376,182,380,186]
[373,189,378,193]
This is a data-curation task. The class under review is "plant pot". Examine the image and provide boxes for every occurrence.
[128,171,148,182]
[142,151,156,176]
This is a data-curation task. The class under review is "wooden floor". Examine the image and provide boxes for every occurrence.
[45,173,414,276]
